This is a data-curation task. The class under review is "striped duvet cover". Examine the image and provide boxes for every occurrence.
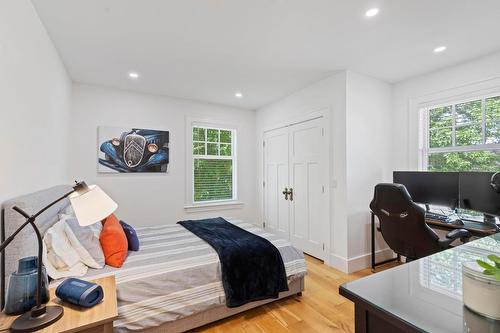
[53,220,307,332]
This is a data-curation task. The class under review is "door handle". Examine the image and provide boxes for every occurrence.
[282,188,289,200]
[282,188,293,201]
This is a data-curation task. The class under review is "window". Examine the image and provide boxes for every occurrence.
[191,125,236,203]
[423,95,500,172]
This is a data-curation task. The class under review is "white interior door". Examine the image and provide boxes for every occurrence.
[263,127,290,240]
[289,118,327,260]
[263,117,327,260]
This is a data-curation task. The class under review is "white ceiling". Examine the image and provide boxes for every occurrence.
[32,0,500,109]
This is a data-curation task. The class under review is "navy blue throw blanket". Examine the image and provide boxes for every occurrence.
[178,217,289,307]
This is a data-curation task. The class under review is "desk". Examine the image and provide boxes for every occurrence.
[370,211,499,270]
[370,212,400,270]
[341,233,500,333]
[426,217,499,236]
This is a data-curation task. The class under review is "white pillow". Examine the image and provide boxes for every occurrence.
[58,212,103,238]
[43,218,88,279]
[60,205,75,217]
[88,220,103,237]
[64,218,104,269]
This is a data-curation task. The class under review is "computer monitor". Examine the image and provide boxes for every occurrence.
[393,171,459,209]
[459,172,500,221]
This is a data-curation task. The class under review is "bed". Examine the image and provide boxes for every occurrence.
[1,186,307,332]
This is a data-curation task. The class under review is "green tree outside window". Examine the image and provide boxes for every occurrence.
[427,97,500,172]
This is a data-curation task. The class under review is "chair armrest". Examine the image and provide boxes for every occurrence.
[446,228,470,240]
[438,229,471,248]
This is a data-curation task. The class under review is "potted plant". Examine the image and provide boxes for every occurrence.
[462,255,500,320]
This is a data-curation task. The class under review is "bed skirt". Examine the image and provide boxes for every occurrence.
[136,277,304,333]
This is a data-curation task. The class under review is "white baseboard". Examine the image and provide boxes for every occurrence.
[328,248,395,273]
[329,253,349,273]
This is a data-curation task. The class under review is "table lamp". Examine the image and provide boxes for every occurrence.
[0,181,117,332]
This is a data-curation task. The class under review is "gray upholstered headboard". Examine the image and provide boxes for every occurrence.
[1,185,73,285]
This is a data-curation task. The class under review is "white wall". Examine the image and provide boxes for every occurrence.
[0,0,71,204]
[69,84,257,226]
[392,51,500,171]
[256,71,393,272]
[345,71,393,271]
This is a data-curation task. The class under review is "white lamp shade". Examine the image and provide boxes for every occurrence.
[69,185,118,226]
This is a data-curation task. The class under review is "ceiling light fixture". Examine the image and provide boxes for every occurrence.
[128,72,140,79]
[235,92,243,98]
[433,46,447,53]
[365,8,379,17]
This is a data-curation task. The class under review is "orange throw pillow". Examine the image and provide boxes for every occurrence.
[100,214,128,268]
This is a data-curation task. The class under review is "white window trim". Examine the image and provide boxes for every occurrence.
[184,200,244,213]
[184,117,240,210]
[412,78,500,170]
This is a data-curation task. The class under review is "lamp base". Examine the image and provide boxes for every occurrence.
[10,305,63,332]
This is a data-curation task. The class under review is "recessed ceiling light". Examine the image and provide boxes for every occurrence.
[235,92,243,98]
[365,8,379,17]
[433,46,447,53]
[128,72,140,79]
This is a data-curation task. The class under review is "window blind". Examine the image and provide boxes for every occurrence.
[193,159,233,202]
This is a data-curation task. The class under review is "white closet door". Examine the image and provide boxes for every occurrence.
[289,118,326,260]
[263,127,290,240]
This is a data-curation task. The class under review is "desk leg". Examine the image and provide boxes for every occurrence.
[354,301,415,333]
[355,303,367,333]
[371,212,399,270]
[371,212,375,271]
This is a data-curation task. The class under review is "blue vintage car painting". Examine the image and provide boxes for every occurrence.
[98,128,169,173]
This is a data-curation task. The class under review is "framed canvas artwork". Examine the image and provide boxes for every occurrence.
[98,127,169,173]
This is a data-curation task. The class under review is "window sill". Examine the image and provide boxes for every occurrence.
[184,201,244,213]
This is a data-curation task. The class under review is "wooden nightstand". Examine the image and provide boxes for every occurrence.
[0,276,118,333]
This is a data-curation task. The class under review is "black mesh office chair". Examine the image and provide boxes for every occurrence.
[370,183,470,261]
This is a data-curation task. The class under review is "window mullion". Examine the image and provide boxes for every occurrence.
[428,143,500,153]
[423,108,430,170]
[218,129,221,156]
[481,97,486,144]
[193,155,233,160]
[204,129,208,155]
[451,104,456,147]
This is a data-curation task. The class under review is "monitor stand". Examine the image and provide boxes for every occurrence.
[483,214,500,231]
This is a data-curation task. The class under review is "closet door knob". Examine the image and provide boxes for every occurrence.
[282,188,289,200]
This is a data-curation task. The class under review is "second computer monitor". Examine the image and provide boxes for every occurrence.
[393,171,459,208]
[459,172,500,218]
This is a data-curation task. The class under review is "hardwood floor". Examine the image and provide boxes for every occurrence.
[193,255,396,333]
